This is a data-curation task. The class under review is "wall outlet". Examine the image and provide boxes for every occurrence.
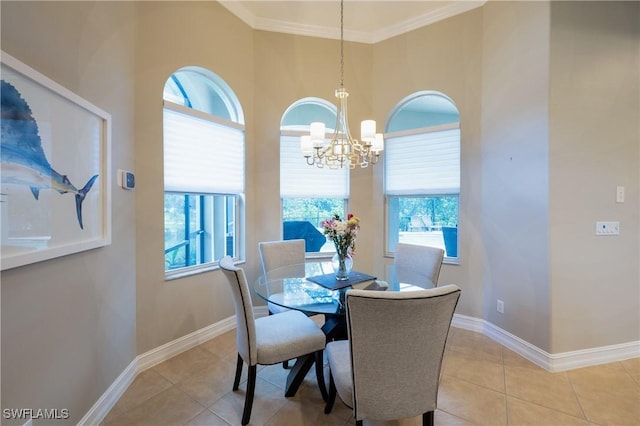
[497,299,504,314]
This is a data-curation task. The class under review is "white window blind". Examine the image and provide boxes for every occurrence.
[280,135,349,198]
[164,106,244,194]
[385,128,460,195]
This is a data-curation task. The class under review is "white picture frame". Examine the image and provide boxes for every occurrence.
[1,51,111,270]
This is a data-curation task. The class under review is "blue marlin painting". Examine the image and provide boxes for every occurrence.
[1,80,98,229]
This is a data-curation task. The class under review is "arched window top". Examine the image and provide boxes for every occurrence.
[163,66,244,124]
[281,97,337,131]
[386,91,459,134]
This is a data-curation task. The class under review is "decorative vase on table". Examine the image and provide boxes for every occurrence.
[331,250,353,281]
[322,213,360,281]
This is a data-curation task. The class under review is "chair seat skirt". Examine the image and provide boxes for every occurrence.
[255,310,326,365]
[326,340,353,408]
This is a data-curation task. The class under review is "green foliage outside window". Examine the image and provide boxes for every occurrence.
[282,198,345,228]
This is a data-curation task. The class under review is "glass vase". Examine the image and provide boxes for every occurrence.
[331,251,353,281]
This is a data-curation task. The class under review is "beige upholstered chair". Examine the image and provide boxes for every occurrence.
[395,242,445,287]
[258,239,306,315]
[258,239,310,369]
[218,256,327,425]
[324,285,461,426]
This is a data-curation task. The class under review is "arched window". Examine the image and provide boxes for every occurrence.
[384,91,460,260]
[163,67,245,275]
[280,98,349,253]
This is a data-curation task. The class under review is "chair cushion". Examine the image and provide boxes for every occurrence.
[267,300,290,314]
[255,310,325,365]
[326,340,353,408]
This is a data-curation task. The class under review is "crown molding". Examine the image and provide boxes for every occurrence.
[219,1,486,44]
[369,1,486,44]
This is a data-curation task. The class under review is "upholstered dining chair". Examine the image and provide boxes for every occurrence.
[218,256,327,425]
[324,285,461,426]
[394,242,445,287]
[258,239,310,369]
[258,239,306,315]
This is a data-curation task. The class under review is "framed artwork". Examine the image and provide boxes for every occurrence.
[1,51,111,270]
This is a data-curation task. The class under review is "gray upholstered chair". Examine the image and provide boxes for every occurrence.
[394,242,445,287]
[324,285,461,426]
[218,256,327,425]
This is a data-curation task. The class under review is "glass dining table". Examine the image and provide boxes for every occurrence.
[253,260,430,398]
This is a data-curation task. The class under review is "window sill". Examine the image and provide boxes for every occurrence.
[304,252,334,260]
[165,259,246,281]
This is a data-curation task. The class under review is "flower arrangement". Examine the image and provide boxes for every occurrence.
[322,213,360,279]
[322,213,360,256]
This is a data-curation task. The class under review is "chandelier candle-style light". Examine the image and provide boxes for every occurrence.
[301,0,384,169]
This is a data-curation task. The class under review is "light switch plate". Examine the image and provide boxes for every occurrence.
[595,221,620,235]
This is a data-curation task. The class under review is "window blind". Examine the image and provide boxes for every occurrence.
[280,135,349,198]
[385,128,460,195]
[164,107,244,194]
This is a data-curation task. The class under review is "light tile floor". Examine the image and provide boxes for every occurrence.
[102,327,640,425]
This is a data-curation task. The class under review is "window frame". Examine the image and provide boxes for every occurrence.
[163,68,245,279]
[164,193,244,280]
[383,92,460,263]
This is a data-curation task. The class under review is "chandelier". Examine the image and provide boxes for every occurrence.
[301,0,384,169]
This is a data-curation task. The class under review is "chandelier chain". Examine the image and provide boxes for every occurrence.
[301,0,383,169]
[340,0,344,89]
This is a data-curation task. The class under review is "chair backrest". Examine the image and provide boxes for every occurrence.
[258,239,306,276]
[345,285,461,422]
[394,242,445,287]
[218,256,258,365]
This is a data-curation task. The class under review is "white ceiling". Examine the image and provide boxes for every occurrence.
[218,1,486,44]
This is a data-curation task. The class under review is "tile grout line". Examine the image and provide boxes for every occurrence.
[501,345,510,426]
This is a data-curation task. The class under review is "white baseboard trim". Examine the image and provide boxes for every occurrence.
[547,340,640,372]
[452,313,640,372]
[78,357,138,425]
[79,316,235,426]
[83,311,639,425]
[137,316,236,371]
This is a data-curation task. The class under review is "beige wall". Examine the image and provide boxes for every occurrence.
[1,2,136,424]
[481,1,552,350]
[1,0,638,422]
[549,1,640,353]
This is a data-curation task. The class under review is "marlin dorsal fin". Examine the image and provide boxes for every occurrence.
[30,186,40,200]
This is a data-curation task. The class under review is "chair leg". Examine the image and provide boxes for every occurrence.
[324,371,337,414]
[241,365,257,425]
[423,411,434,426]
[315,350,328,401]
[233,353,243,391]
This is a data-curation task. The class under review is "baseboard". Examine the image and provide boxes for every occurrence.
[452,313,640,372]
[78,358,138,425]
[79,316,235,425]
[547,340,640,372]
[137,316,236,371]
[83,311,639,425]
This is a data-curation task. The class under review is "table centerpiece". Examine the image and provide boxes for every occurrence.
[322,213,360,280]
